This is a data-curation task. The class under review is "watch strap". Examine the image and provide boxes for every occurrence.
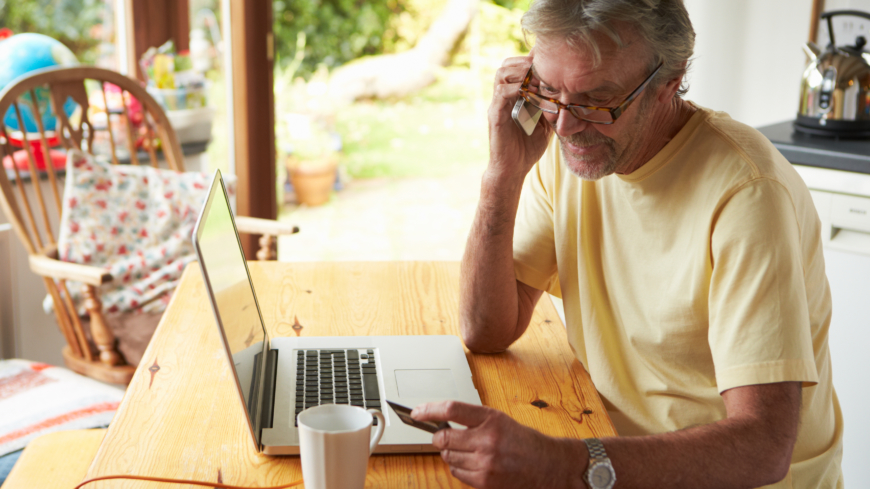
[582,438,615,489]
[583,438,608,460]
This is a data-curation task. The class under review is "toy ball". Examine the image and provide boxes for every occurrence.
[0,33,78,133]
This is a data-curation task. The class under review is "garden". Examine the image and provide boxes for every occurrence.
[0,0,532,260]
[272,0,529,188]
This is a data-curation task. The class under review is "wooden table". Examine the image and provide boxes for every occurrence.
[80,261,615,488]
[3,430,106,489]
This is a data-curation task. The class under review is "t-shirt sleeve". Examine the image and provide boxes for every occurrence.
[708,177,818,393]
[513,143,560,297]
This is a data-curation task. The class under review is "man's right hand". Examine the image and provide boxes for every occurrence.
[487,55,553,182]
[412,401,584,489]
[458,56,550,354]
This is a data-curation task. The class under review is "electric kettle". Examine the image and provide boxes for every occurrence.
[796,10,870,138]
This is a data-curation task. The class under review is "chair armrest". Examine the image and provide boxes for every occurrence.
[234,216,300,236]
[29,255,113,286]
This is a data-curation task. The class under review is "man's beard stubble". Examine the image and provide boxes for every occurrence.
[553,94,654,181]
[556,130,620,180]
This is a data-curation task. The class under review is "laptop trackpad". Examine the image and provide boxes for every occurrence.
[395,369,459,398]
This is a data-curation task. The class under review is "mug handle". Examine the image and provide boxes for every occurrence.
[367,409,386,454]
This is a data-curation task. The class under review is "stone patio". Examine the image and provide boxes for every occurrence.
[277,163,487,262]
[276,164,567,324]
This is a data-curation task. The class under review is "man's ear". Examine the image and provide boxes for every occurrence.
[657,60,687,102]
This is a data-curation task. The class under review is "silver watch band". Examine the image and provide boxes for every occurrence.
[582,438,616,489]
[584,438,608,460]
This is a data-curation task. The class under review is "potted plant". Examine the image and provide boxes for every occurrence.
[282,118,339,206]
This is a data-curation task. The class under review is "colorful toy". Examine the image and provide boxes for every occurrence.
[140,40,207,111]
[0,33,79,133]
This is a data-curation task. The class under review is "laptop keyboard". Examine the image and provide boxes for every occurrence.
[294,349,381,426]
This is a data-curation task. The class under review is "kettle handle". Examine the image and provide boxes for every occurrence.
[819,10,870,47]
[820,10,870,22]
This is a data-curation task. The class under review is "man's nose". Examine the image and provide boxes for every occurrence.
[553,109,589,137]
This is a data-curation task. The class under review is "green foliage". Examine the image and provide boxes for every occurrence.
[491,0,532,10]
[273,0,406,80]
[0,0,106,64]
[334,67,489,179]
[452,0,529,71]
[343,0,531,64]
[273,1,532,181]
[380,0,442,54]
[272,0,532,82]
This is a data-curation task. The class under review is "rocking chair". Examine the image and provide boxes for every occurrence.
[0,66,296,384]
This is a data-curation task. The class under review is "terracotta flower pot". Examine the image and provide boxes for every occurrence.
[287,156,338,206]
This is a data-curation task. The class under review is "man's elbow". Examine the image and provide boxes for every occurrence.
[770,445,795,484]
[460,331,507,354]
[725,381,801,487]
[459,319,510,354]
[753,435,797,486]
[757,453,792,486]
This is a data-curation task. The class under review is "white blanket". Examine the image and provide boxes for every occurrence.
[0,359,124,456]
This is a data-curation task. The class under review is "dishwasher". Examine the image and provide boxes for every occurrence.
[759,121,870,485]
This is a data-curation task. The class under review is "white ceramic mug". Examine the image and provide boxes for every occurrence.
[297,404,386,489]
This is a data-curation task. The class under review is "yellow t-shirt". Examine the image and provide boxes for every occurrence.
[513,106,843,488]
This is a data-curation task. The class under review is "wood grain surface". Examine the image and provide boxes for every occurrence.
[27,254,113,285]
[3,429,106,489]
[83,261,615,488]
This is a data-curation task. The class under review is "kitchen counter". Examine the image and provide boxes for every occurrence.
[756,121,870,175]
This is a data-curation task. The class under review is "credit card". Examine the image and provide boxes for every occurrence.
[387,400,450,434]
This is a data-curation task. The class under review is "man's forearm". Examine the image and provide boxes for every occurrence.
[460,170,527,352]
[566,383,801,489]
[563,418,789,489]
[414,384,800,489]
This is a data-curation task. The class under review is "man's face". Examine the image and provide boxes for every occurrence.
[532,32,662,180]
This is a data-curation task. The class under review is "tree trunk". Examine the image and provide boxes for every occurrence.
[328,0,480,103]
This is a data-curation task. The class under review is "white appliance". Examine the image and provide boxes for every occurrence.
[793,164,870,485]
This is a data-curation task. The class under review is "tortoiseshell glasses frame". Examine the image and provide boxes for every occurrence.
[517,62,664,124]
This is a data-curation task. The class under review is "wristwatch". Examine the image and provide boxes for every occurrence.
[582,438,616,489]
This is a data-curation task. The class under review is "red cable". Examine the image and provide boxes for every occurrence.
[74,474,304,489]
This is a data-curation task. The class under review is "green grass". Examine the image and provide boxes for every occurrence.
[204,65,496,198]
[334,67,492,179]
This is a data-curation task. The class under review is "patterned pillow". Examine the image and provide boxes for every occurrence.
[51,149,235,315]
[0,359,124,457]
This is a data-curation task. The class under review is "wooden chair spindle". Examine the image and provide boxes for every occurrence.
[44,279,82,357]
[100,83,120,166]
[27,88,63,213]
[143,117,159,168]
[257,234,277,261]
[122,90,140,166]
[0,140,38,256]
[4,118,45,250]
[13,101,55,247]
[59,279,95,361]
[82,285,121,366]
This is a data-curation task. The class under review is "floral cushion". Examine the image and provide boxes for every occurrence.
[50,149,235,315]
[0,359,124,457]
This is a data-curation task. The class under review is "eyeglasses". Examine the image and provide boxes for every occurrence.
[518,62,663,124]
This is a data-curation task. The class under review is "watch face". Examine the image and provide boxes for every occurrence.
[589,463,615,488]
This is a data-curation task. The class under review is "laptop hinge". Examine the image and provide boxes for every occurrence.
[260,348,279,429]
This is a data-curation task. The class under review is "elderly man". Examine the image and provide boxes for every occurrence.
[411,0,843,488]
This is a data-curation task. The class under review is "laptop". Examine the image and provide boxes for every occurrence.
[192,170,482,455]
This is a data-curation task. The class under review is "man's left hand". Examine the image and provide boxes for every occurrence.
[411,401,584,489]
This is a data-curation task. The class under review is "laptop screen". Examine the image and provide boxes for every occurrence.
[193,170,268,449]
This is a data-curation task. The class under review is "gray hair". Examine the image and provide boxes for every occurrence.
[521,0,695,96]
